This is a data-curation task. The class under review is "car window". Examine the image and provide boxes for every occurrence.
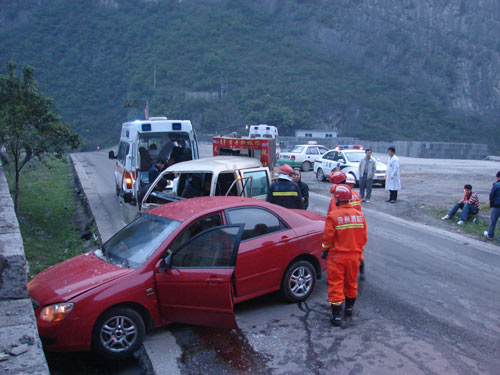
[318,146,329,154]
[225,207,286,241]
[291,146,305,153]
[171,226,240,268]
[97,214,181,269]
[345,152,365,163]
[215,172,238,196]
[306,147,319,155]
[242,170,269,196]
[323,151,335,160]
[169,214,222,252]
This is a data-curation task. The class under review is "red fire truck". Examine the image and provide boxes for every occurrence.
[213,136,277,169]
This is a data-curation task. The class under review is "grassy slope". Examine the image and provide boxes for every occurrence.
[6,156,85,278]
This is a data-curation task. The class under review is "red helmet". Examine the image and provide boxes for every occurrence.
[279,164,294,176]
[329,170,346,184]
[333,184,352,201]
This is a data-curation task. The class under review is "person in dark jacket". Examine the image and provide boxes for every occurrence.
[484,170,500,244]
[292,169,309,209]
[267,164,303,209]
[148,159,166,183]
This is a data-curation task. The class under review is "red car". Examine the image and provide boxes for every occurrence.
[29,197,326,359]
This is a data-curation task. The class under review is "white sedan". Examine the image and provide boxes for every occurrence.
[277,144,330,172]
[313,149,387,186]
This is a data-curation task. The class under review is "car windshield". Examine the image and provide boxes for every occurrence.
[95,214,181,269]
[344,152,365,162]
[291,146,305,153]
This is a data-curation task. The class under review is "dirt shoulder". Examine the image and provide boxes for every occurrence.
[303,153,500,244]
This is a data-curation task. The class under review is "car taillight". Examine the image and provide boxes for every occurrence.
[315,159,321,163]
[124,171,134,189]
[291,155,295,160]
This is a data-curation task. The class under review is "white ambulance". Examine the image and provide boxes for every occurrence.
[248,124,280,157]
[108,116,199,203]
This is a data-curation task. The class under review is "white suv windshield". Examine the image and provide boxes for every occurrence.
[345,152,365,163]
[96,214,180,269]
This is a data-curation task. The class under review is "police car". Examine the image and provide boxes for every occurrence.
[277,142,330,172]
[313,148,387,186]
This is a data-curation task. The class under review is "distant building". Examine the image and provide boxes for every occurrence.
[295,129,338,138]
[184,91,219,101]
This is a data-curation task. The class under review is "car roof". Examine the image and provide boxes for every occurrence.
[292,144,328,148]
[165,156,263,173]
[149,196,284,222]
[339,149,365,153]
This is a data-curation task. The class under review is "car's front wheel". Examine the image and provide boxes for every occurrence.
[281,260,317,302]
[302,161,312,172]
[93,307,145,359]
[316,168,326,182]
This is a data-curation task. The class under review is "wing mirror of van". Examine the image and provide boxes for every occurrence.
[108,151,116,160]
[123,192,136,205]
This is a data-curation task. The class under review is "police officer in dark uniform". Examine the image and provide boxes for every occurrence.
[266,164,304,209]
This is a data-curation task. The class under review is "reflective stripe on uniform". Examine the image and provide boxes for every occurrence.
[349,201,361,206]
[272,191,298,196]
[335,223,365,230]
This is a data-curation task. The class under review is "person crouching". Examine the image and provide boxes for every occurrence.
[321,185,367,326]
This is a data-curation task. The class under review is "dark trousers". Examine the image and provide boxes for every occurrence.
[389,190,398,201]
[359,175,373,200]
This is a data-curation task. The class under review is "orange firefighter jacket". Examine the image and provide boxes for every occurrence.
[327,184,362,214]
[322,204,367,254]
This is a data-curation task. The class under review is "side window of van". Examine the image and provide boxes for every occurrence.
[117,142,129,164]
[242,170,269,196]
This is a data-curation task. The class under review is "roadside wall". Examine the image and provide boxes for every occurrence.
[0,160,50,374]
[198,134,488,159]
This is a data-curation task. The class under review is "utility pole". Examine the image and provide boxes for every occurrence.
[153,66,156,89]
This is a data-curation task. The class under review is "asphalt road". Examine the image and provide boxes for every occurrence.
[69,148,500,375]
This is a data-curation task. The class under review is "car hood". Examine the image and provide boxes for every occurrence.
[29,251,133,306]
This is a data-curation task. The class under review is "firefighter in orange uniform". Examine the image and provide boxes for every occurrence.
[327,170,366,280]
[327,171,362,213]
[321,185,367,326]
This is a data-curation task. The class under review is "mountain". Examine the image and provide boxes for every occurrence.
[1,0,498,152]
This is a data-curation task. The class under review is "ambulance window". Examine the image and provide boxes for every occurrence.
[117,142,129,163]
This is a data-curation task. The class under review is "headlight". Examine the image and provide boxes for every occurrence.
[39,303,74,322]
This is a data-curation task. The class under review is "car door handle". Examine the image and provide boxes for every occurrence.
[280,236,292,243]
[205,277,225,285]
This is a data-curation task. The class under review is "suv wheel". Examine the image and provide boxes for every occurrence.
[316,168,326,182]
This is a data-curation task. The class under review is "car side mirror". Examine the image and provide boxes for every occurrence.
[155,258,167,273]
[338,159,345,164]
[108,151,116,160]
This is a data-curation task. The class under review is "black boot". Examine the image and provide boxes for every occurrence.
[330,303,342,326]
[359,260,365,280]
[344,297,356,318]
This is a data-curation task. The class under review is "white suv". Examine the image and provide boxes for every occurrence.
[314,149,387,186]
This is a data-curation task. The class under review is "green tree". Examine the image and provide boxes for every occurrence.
[0,61,81,212]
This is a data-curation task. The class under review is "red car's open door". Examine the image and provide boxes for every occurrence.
[155,225,243,329]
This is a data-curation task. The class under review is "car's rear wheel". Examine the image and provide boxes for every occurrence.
[316,168,326,182]
[281,260,316,302]
[93,307,145,360]
[302,161,311,172]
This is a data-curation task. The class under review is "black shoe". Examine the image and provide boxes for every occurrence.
[386,199,392,202]
[330,304,342,326]
[344,297,356,318]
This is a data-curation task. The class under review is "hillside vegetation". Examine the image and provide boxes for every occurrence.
[0,0,498,152]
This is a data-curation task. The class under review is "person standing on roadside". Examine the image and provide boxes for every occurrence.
[321,185,367,326]
[385,147,400,203]
[358,149,376,203]
[292,169,309,209]
[484,171,500,244]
